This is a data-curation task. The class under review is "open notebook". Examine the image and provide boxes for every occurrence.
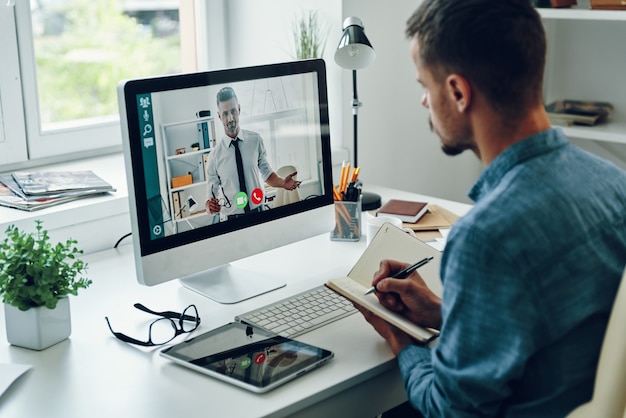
[326,223,442,343]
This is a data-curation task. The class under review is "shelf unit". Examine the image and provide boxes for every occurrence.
[539,7,626,149]
[160,116,216,232]
[539,8,626,21]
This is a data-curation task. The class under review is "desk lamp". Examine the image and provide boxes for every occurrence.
[176,195,198,230]
[334,16,381,211]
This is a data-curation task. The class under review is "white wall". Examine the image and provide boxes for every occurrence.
[217,0,344,155]
[205,0,481,204]
[340,0,481,204]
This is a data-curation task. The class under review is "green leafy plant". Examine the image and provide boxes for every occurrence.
[292,10,328,60]
[0,220,91,311]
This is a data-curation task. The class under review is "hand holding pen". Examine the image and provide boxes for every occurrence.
[364,256,434,295]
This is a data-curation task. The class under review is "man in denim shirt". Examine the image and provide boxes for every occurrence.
[358,1,626,417]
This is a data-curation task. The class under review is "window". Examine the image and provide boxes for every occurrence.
[0,1,338,170]
[0,0,186,168]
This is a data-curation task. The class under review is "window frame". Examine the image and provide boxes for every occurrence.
[0,1,204,170]
[13,0,123,163]
[0,0,333,171]
[0,3,28,166]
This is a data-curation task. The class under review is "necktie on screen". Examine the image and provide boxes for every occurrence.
[231,138,250,213]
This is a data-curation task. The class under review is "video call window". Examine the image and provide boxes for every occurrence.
[133,72,327,240]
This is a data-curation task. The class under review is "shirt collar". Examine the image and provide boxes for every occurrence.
[468,128,569,202]
[226,129,246,146]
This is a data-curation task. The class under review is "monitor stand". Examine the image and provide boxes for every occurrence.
[178,264,286,304]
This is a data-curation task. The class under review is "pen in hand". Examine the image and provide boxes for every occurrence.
[363,256,434,295]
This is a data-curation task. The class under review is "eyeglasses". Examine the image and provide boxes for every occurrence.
[211,185,232,208]
[216,196,231,208]
[105,303,200,347]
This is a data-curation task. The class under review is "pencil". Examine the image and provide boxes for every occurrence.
[338,161,346,195]
[333,185,342,201]
[340,162,351,193]
[350,167,360,183]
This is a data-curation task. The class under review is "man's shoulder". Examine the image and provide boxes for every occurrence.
[240,129,262,141]
[212,138,230,151]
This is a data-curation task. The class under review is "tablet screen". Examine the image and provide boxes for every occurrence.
[160,322,333,392]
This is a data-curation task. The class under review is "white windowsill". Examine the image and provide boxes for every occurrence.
[0,153,132,255]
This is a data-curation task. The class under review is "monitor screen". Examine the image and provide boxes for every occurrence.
[118,59,334,303]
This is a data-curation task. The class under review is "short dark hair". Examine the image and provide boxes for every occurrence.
[406,0,546,118]
[216,86,238,107]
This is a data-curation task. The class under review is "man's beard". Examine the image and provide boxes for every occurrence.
[226,122,238,136]
[429,117,472,156]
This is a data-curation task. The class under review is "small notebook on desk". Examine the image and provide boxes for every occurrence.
[377,199,429,223]
[326,223,441,344]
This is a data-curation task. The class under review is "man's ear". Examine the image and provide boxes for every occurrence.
[446,74,471,113]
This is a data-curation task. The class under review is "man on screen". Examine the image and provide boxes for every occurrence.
[205,86,300,219]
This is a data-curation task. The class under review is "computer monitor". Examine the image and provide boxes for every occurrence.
[118,59,334,304]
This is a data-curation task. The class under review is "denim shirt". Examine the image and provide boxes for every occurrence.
[398,128,626,417]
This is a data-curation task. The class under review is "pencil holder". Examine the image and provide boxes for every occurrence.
[330,198,361,241]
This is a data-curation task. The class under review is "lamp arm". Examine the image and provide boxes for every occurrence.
[351,70,362,168]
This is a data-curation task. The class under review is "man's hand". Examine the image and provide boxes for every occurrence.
[355,305,413,355]
[372,259,442,330]
[206,197,221,215]
[283,171,301,190]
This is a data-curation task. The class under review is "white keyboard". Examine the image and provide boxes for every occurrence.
[235,285,356,338]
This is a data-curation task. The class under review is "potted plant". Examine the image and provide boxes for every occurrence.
[0,220,91,350]
[292,10,328,60]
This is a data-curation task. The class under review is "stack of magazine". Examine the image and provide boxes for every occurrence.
[0,170,116,212]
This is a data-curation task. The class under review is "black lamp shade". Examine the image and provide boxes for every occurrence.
[187,196,197,210]
[334,17,375,70]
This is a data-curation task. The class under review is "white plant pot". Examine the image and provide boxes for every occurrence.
[4,297,71,350]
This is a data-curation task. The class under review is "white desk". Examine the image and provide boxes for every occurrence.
[0,187,471,418]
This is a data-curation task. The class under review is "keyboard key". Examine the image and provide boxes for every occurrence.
[310,310,348,325]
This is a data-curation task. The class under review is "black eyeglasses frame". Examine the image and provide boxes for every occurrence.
[105,303,200,347]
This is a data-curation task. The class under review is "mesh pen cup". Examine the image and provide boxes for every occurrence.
[330,198,361,241]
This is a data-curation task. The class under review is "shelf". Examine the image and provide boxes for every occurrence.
[540,8,626,148]
[162,115,214,128]
[166,148,210,161]
[170,181,206,193]
[538,8,626,21]
[160,114,216,233]
[175,210,209,223]
[556,121,626,144]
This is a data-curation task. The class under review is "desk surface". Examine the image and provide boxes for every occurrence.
[0,187,471,418]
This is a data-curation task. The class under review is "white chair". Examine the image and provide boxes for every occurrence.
[273,165,302,207]
[568,266,626,418]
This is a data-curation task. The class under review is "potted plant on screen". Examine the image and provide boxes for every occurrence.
[0,220,91,350]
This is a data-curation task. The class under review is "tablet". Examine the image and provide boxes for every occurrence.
[160,322,334,393]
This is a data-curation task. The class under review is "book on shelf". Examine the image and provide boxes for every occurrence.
[172,191,182,219]
[545,100,613,127]
[197,121,210,150]
[11,170,115,195]
[376,199,429,223]
[533,0,577,7]
[590,0,626,9]
[326,223,441,344]
[550,0,577,7]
